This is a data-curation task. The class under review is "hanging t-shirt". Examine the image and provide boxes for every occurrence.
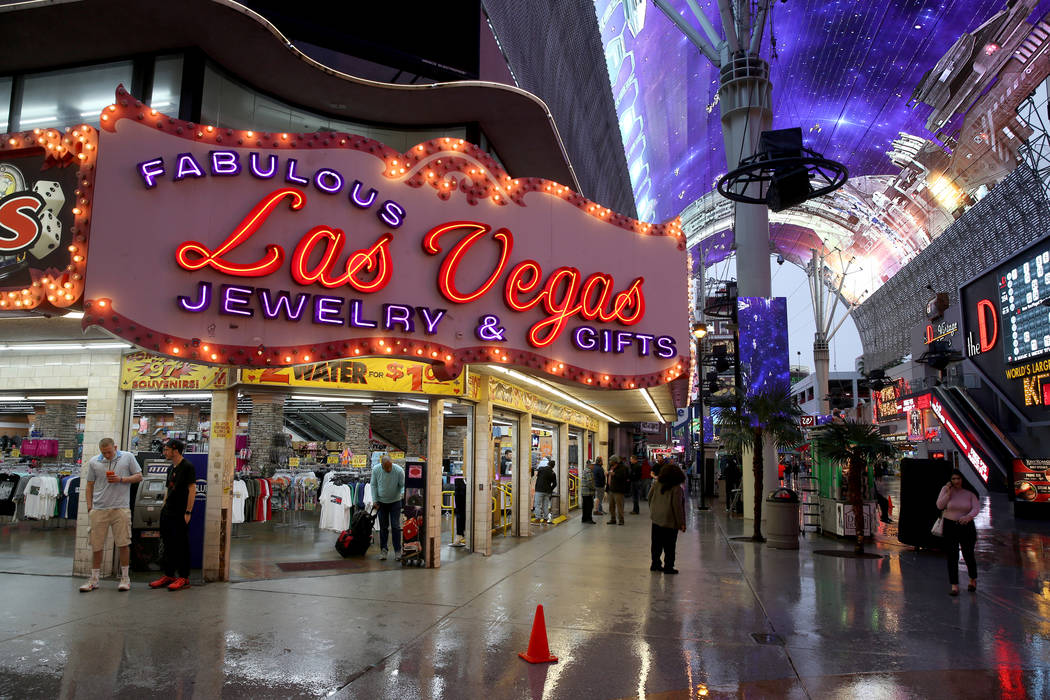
[231,480,248,524]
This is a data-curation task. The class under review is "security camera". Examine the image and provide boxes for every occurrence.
[776,254,785,265]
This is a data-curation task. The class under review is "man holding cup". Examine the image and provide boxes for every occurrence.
[79,438,142,592]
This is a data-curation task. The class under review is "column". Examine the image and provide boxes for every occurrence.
[424,398,445,568]
[41,400,79,460]
[557,423,569,517]
[598,422,609,466]
[514,412,532,536]
[344,404,371,457]
[172,404,201,433]
[75,382,130,577]
[247,393,285,474]
[203,388,237,581]
[405,413,427,459]
[471,383,493,555]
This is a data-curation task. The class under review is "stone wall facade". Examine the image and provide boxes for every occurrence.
[344,405,371,457]
[247,394,285,474]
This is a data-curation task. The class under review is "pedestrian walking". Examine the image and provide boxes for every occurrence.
[606,456,629,525]
[580,460,596,523]
[592,458,606,516]
[649,460,686,574]
[936,469,981,596]
[149,439,195,591]
[628,455,643,514]
[80,438,142,592]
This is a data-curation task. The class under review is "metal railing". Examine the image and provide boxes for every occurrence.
[491,482,513,535]
[568,473,579,510]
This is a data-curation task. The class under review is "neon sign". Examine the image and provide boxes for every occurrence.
[84,88,687,388]
[930,396,989,482]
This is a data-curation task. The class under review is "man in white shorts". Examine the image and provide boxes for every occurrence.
[80,438,142,592]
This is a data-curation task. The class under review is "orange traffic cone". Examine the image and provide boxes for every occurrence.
[518,604,558,664]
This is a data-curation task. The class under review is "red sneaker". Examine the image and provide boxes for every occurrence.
[149,575,176,589]
[167,577,190,591]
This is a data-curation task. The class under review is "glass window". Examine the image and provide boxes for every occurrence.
[150,55,183,115]
[201,63,465,149]
[0,76,11,133]
[19,61,134,130]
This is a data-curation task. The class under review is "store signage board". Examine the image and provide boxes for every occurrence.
[120,351,231,391]
[241,357,466,396]
[960,234,1050,423]
[83,89,687,389]
[0,126,98,313]
[1013,457,1050,503]
[488,375,599,431]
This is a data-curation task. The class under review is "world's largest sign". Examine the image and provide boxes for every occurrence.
[84,89,687,389]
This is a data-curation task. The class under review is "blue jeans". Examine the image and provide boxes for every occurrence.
[533,492,552,520]
[377,500,402,552]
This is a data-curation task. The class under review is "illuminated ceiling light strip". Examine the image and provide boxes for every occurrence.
[0,342,131,351]
[0,395,27,402]
[487,365,620,424]
[32,394,88,400]
[397,402,429,412]
[640,388,665,423]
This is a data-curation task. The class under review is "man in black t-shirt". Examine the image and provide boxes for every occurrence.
[150,439,196,591]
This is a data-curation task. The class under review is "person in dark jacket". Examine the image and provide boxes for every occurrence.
[533,458,557,524]
[629,455,643,514]
[649,461,687,573]
[592,458,606,516]
[606,456,629,525]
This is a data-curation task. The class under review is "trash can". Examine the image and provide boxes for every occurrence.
[765,488,800,549]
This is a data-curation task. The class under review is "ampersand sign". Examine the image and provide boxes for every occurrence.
[476,315,506,341]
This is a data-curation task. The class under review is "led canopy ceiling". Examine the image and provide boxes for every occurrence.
[593,0,1050,304]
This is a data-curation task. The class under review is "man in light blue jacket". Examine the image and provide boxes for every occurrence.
[371,455,405,560]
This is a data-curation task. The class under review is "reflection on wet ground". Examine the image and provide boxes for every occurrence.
[0,480,1048,698]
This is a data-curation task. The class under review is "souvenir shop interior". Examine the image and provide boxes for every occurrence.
[0,390,477,580]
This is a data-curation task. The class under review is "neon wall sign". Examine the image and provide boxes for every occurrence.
[83,88,687,388]
[930,395,990,483]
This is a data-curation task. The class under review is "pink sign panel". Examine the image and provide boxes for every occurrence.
[84,88,687,389]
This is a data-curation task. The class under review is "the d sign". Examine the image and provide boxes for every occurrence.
[976,298,998,353]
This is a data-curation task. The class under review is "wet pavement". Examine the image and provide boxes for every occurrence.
[1,484,1049,699]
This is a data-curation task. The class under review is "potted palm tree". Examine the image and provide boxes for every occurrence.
[811,420,896,553]
[713,381,803,542]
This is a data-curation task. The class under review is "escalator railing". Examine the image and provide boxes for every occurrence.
[929,386,1013,488]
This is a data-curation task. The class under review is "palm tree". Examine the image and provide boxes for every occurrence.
[812,420,896,553]
[713,381,803,541]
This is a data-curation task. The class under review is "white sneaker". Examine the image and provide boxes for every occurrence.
[118,577,131,592]
[394,550,402,561]
[380,549,389,560]
[79,576,99,592]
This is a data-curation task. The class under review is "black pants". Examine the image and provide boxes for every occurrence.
[454,482,466,536]
[581,495,594,522]
[651,524,679,570]
[631,481,641,513]
[160,514,190,578]
[876,491,890,520]
[943,518,977,585]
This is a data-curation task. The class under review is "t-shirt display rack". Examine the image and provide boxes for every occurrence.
[318,468,374,533]
[0,463,79,528]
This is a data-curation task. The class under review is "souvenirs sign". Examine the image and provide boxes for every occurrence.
[120,350,231,390]
[83,88,687,389]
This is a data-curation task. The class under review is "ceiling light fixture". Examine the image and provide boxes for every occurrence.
[641,388,665,423]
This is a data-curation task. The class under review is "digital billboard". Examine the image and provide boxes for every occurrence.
[960,234,1050,423]
[737,296,789,395]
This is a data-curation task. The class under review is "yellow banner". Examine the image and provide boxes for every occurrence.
[488,375,599,431]
[120,351,231,391]
[240,358,466,396]
[351,455,368,468]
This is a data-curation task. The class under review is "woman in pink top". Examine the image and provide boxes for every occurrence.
[935,470,982,596]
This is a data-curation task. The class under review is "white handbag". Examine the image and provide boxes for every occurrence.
[930,511,945,537]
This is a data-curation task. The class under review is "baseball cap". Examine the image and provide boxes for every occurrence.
[162,438,185,453]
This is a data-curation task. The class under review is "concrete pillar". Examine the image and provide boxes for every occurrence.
[814,338,830,416]
[74,381,130,577]
[405,413,427,460]
[557,423,570,517]
[39,400,79,460]
[514,412,532,536]
[172,404,201,433]
[425,398,444,568]
[471,385,493,555]
[203,389,237,581]
[247,393,285,474]
[344,404,371,457]
[598,422,609,466]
